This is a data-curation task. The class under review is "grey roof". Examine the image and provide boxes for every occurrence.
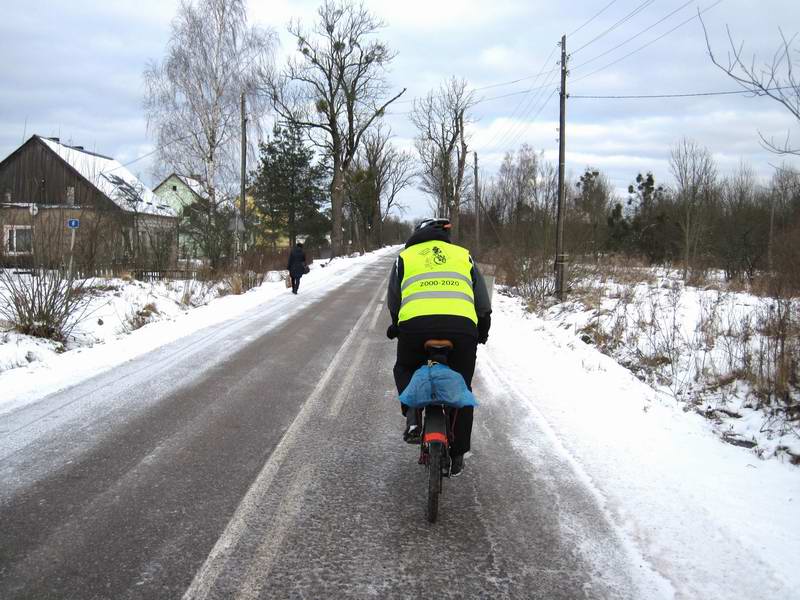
[39,136,176,217]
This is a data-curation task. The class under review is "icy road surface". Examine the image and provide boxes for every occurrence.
[2,249,793,599]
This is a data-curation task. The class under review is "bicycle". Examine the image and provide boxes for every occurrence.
[417,339,456,523]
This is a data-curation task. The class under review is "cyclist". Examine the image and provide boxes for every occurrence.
[385,218,491,476]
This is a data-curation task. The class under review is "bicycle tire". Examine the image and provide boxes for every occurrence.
[427,442,443,523]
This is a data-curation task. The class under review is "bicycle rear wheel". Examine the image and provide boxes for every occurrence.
[427,442,443,523]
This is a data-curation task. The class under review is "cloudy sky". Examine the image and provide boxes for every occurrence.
[1,0,799,218]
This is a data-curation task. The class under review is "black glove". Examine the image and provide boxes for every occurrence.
[386,324,399,340]
[477,314,491,345]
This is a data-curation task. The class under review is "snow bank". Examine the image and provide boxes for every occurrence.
[536,275,800,463]
[0,247,398,415]
[485,291,799,598]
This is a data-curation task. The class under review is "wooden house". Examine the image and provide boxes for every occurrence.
[0,135,178,270]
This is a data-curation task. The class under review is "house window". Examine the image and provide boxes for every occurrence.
[172,185,177,191]
[66,186,75,205]
[4,225,33,255]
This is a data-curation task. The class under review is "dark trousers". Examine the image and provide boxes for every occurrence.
[291,276,301,293]
[393,331,477,456]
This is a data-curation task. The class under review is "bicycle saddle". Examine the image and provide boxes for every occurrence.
[424,339,453,351]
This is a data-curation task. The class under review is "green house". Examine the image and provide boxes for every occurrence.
[153,173,206,260]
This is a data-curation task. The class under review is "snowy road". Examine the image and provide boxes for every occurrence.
[0,251,669,599]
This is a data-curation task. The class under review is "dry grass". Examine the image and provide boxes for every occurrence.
[180,280,213,307]
[124,302,159,332]
[523,253,799,435]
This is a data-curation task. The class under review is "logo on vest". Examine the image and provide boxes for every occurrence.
[422,245,447,269]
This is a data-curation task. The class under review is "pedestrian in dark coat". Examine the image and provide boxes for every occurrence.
[287,242,307,294]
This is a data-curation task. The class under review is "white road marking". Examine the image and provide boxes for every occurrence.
[369,303,383,331]
[182,277,386,600]
[328,336,370,417]
[235,463,314,600]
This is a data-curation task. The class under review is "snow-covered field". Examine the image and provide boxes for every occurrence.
[484,291,799,598]
[531,273,800,464]
[0,248,397,416]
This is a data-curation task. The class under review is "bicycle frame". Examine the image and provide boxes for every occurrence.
[417,338,457,523]
[420,402,453,523]
[420,405,449,459]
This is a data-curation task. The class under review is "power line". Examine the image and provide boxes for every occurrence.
[109,138,179,172]
[386,48,558,119]
[476,46,558,150]
[476,74,558,151]
[476,79,561,104]
[497,88,559,153]
[571,0,695,71]
[404,0,708,102]
[570,0,724,85]
[467,0,731,157]
[571,85,795,99]
[569,0,621,37]
[572,0,657,55]
[384,81,557,116]
[451,0,709,155]
[482,71,560,153]
[391,47,557,103]
[470,69,558,92]
[104,130,210,173]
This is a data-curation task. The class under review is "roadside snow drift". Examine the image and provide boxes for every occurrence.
[484,291,799,598]
[0,248,398,415]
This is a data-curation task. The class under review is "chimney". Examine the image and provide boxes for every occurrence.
[50,137,60,143]
[74,146,84,150]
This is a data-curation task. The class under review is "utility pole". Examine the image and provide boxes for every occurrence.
[555,34,568,301]
[473,151,480,258]
[240,91,247,257]
[440,122,447,218]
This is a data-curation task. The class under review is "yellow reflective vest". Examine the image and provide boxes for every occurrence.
[398,240,478,325]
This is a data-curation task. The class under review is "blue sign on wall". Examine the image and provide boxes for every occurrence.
[67,219,80,229]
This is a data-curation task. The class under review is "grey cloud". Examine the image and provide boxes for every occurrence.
[1,0,799,215]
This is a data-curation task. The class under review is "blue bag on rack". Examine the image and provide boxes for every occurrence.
[399,363,478,409]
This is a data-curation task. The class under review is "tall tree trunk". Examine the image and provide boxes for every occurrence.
[288,174,296,247]
[331,160,344,257]
[683,216,691,281]
[352,210,360,253]
[768,195,775,272]
[451,196,460,241]
[452,111,468,243]
[374,194,381,248]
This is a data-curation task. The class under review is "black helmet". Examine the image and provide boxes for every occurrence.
[415,217,451,232]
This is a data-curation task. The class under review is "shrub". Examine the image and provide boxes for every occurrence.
[0,268,92,343]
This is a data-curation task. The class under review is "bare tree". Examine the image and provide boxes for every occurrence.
[476,146,559,297]
[360,125,414,245]
[382,148,414,219]
[574,167,615,257]
[410,77,476,240]
[670,138,718,279]
[702,17,800,155]
[267,0,405,256]
[768,164,800,271]
[144,0,275,260]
